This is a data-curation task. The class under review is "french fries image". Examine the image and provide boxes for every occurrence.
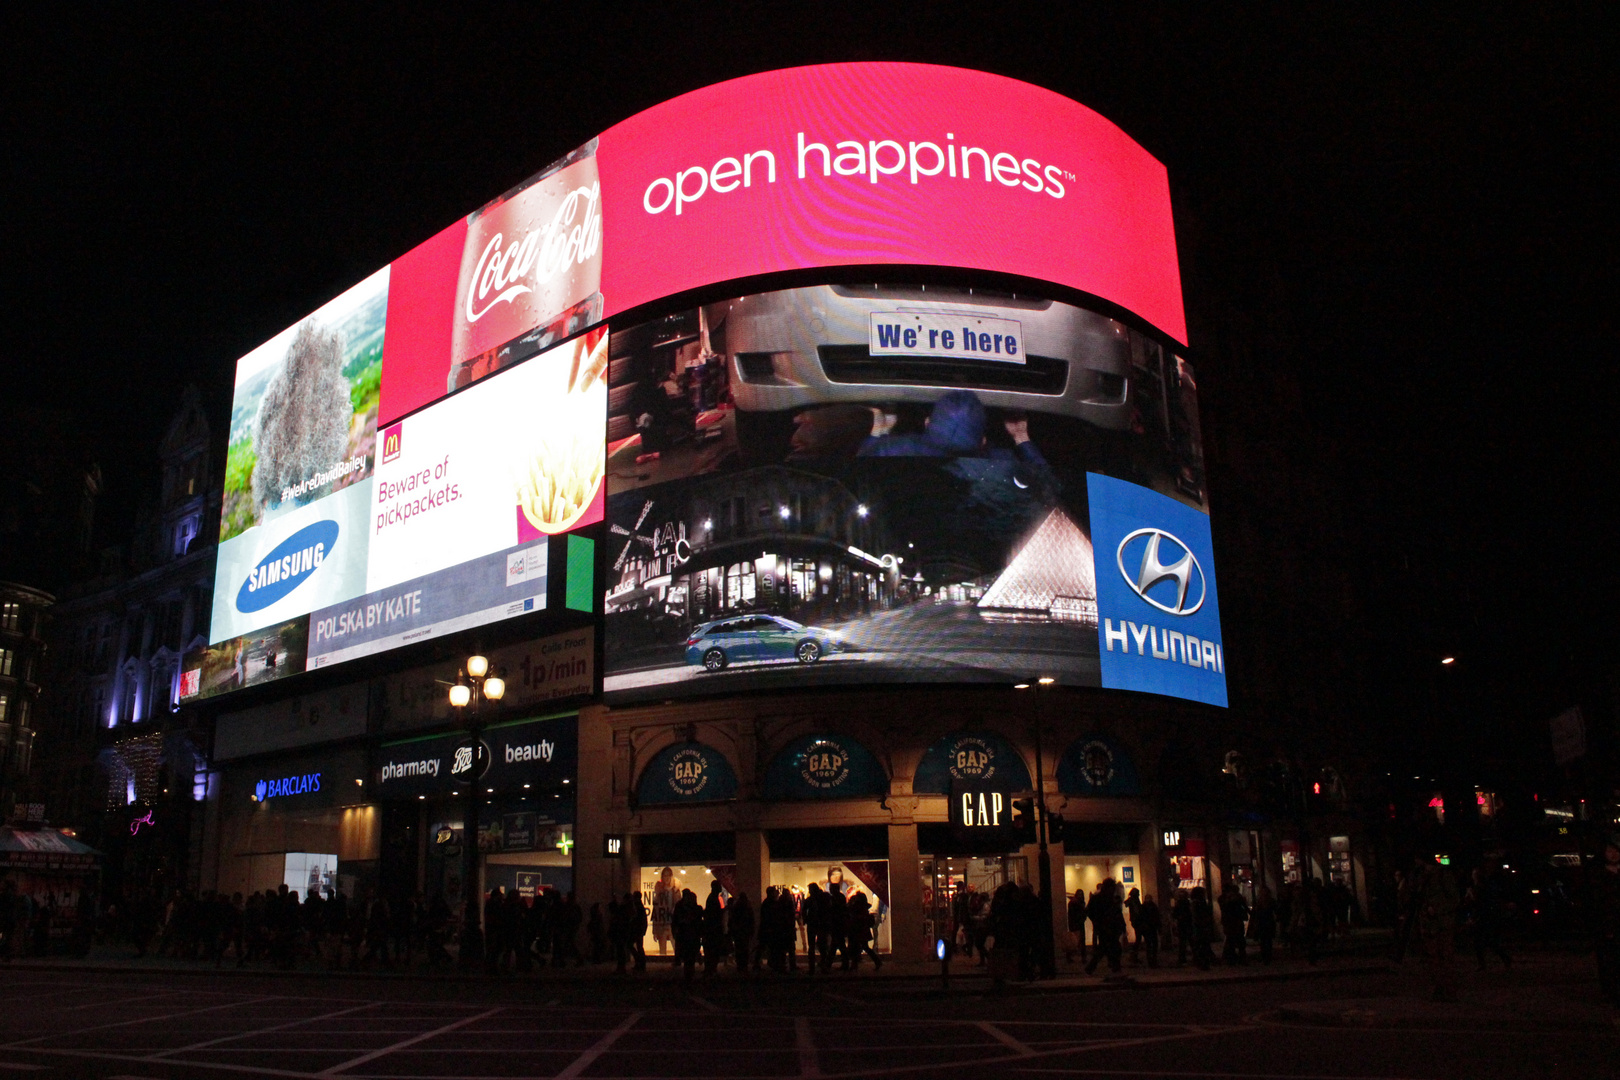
[513,332,607,534]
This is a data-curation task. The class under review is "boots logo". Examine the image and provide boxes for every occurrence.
[237,520,339,614]
[1116,528,1205,616]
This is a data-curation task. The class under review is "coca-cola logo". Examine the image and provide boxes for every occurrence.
[464,181,602,324]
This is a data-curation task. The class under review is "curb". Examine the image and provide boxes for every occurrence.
[7,956,1392,992]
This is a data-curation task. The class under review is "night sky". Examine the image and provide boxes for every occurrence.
[3,8,1613,777]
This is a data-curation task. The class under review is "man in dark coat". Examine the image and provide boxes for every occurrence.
[1219,883,1249,965]
[804,883,830,975]
[727,890,755,973]
[1066,888,1087,965]
[628,891,649,973]
[1137,893,1162,968]
[701,880,728,976]
[826,883,850,972]
[671,888,702,982]
[1084,880,1123,975]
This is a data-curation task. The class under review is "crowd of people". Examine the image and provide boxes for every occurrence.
[652,878,884,982]
[1040,876,1362,977]
[8,836,1618,1004]
[0,879,96,960]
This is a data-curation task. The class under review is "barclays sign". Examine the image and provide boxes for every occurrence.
[254,772,322,801]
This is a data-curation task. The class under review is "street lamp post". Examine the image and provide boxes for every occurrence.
[1016,677,1059,978]
[449,653,505,968]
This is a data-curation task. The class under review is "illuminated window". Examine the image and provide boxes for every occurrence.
[0,602,18,630]
[0,648,12,676]
[172,515,200,557]
[725,562,756,608]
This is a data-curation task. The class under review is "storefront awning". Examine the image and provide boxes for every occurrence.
[0,826,102,872]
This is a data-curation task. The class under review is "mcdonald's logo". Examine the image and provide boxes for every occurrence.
[381,422,403,464]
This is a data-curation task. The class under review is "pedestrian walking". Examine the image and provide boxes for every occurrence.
[1125,887,1143,963]
[1391,869,1415,962]
[1219,883,1249,965]
[628,891,649,972]
[1468,866,1512,970]
[804,882,830,975]
[701,879,728,976]
[847,890,882,970]
[672,888,702,982]
[1250,885,1277,964]
[1189,886,1216,970]
[1590,836,1620,1003]
[608,896,630,974]
[826,882,850,971]
[1171,889,1192,966]
[1137,893,1161,968]
[1084,879,1123,975]
[727,890,754,973]
[1066,888,1087,965]
[1413,859,1460,1002]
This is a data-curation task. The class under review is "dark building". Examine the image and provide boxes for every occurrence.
[0,581,53,820]
[34,387,219,894]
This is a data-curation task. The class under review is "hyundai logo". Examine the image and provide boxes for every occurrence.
[1117,528,1206,616]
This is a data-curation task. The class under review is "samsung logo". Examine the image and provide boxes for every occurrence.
[236,520,339,614]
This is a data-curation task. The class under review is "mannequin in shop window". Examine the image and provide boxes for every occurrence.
[651,867,677,955]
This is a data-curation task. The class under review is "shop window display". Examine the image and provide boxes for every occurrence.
[769,860,891,955]
[1063,855,1143,945]
[282,852,337,898]
[640,863,732,957]
[920,855,1027,958]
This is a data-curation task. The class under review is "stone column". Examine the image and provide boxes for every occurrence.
[735,828,769,915]
[886,820,925,965]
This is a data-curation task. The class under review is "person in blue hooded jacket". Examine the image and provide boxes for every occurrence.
[858,390,1061,511]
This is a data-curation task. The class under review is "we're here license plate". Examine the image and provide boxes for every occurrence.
[867,311,1026,364]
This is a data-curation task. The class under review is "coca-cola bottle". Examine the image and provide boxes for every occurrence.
[448,138,604,392]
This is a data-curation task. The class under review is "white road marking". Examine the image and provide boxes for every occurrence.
[976,1020,1036,1055]
[554,1011,643,1080]
[796,1014,821,1077]
[148,1000,381,1058]
[1010,1070,1436,1079]
[0,995,285,1049]
[688,993,721,1012]
[315,1007,502,1076]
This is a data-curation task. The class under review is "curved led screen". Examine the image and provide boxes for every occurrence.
[192,63,1221,709]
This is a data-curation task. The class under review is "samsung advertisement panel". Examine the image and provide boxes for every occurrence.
[187,330,605,700]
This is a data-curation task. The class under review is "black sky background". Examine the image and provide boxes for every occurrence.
[3,6,1614,776]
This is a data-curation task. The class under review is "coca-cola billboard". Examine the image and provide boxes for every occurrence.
[449,143,604,392]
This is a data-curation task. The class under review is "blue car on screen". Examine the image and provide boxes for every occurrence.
[685,615,842,672]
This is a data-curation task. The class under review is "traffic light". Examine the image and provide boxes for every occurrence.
[1047,812,1065,846]
[1012,797,1036,844]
